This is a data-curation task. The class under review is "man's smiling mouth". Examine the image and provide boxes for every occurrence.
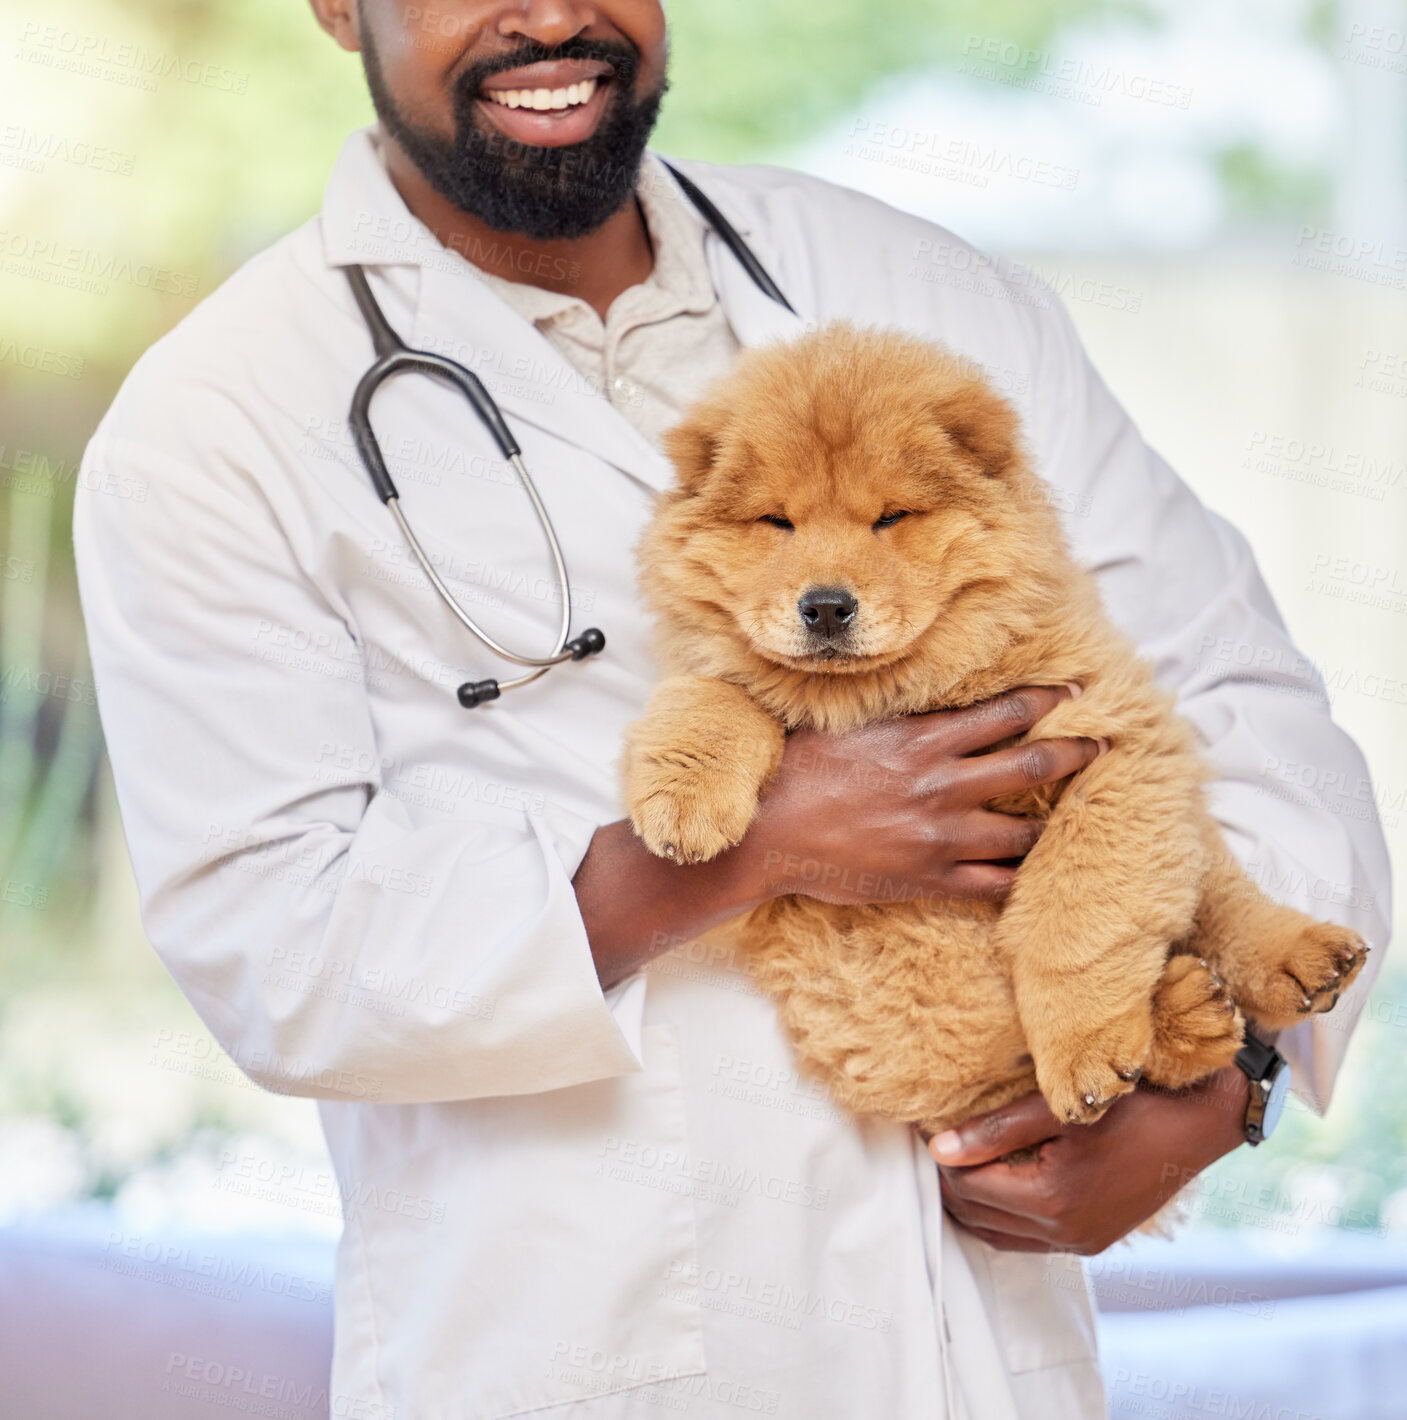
[474,58,616,146]
[483,77,600,111]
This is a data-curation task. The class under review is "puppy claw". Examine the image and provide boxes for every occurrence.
[1239,924,1368,1029]
[627,779,760,865]
[1038,1026,1148,1126]
[1061,1089,1122,1124]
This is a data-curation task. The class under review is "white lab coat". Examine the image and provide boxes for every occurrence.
[74,129,1390,1420]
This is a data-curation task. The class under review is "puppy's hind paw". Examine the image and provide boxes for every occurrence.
[1143,954,1244,1091]
[1240,923,1368,1030]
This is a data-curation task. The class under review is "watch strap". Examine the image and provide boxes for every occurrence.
[1234,1032,1286,1146]
[1234,1033,1279,1083]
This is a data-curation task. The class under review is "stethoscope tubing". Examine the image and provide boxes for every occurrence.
[344,162,792,705]
[345,274,578,685]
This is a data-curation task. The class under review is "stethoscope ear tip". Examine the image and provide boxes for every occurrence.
[566,628,606,661]
[458,679,502,709]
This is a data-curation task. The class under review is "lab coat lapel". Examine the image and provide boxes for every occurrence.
[411,259,679,495]
[320,129,676,496]
[704,227,812,352]
[325,127,811,494]
[406,156,813,491]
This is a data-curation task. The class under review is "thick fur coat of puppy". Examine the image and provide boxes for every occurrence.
[624,324,1367,1136]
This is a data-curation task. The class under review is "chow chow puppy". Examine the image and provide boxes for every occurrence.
[624,323,1367,1136]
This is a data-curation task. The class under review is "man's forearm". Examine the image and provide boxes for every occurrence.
[573,819,767,990]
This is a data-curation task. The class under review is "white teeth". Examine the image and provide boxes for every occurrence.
[484,77,598,111]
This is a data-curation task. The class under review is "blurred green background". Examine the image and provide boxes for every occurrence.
[1,0,1404,1248]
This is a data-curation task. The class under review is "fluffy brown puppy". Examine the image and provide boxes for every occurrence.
[624,324,1367,1137]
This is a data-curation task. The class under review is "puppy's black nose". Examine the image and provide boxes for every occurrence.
[798,586,859,638]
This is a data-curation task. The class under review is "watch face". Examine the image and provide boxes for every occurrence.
[1261,1064,1292,1140]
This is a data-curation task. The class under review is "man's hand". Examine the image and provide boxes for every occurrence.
[745,683,1107,907]
[578,683,1104,988]
[931,1068,1251,1254]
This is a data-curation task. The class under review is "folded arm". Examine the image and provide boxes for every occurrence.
[76,407,642,1105]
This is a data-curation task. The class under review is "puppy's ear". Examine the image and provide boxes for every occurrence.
[661,410,723,494]
[931,377,1019,477]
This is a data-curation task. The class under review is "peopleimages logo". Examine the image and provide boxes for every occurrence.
[844,119,1080,192]
[0,338,85,379]
[0,123,136,176]
[958,35,1194,109]
[0,229,199,299]
[16,23,250,94]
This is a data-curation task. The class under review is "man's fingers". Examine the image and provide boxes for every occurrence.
[928,1092,1062,1167]
[939,1186,1056,1242]
[935,685,1078,756]
[956,1225,1061,1254]
[955,734,1106,804]
[938,1155,1068,1223]
[938,861,1020,903]
[950,811,1043,863]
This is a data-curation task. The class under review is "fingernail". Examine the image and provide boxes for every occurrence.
[1064,681,1083,700]
[930,1130,963,1161]
[1096,738,1111,756]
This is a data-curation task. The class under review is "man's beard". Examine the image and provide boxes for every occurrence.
[360,34,667,241]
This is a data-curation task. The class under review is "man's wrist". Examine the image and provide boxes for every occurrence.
[696,831,775,921]
[577,820,775,990]
[728,823,783,910]
[1177,1064,1253,1163]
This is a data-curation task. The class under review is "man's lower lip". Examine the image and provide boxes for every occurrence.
[474,80,610,147]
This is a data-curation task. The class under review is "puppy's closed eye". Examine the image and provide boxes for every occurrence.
[760,514,795,531]
[873,510,911,530]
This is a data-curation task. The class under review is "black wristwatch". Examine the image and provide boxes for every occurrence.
[1234,1033,1291,1145]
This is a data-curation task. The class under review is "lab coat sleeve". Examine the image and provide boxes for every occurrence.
[73,383,645,1106]
[1025,288,1391,1111]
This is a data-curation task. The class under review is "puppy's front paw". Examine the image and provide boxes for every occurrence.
[623,677,786,865]
[1035,1009,1151,1125]
[629,767,757,864]
[1242,923,1367,1028]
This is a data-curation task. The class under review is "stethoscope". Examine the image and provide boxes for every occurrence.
[345,161,795,709]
